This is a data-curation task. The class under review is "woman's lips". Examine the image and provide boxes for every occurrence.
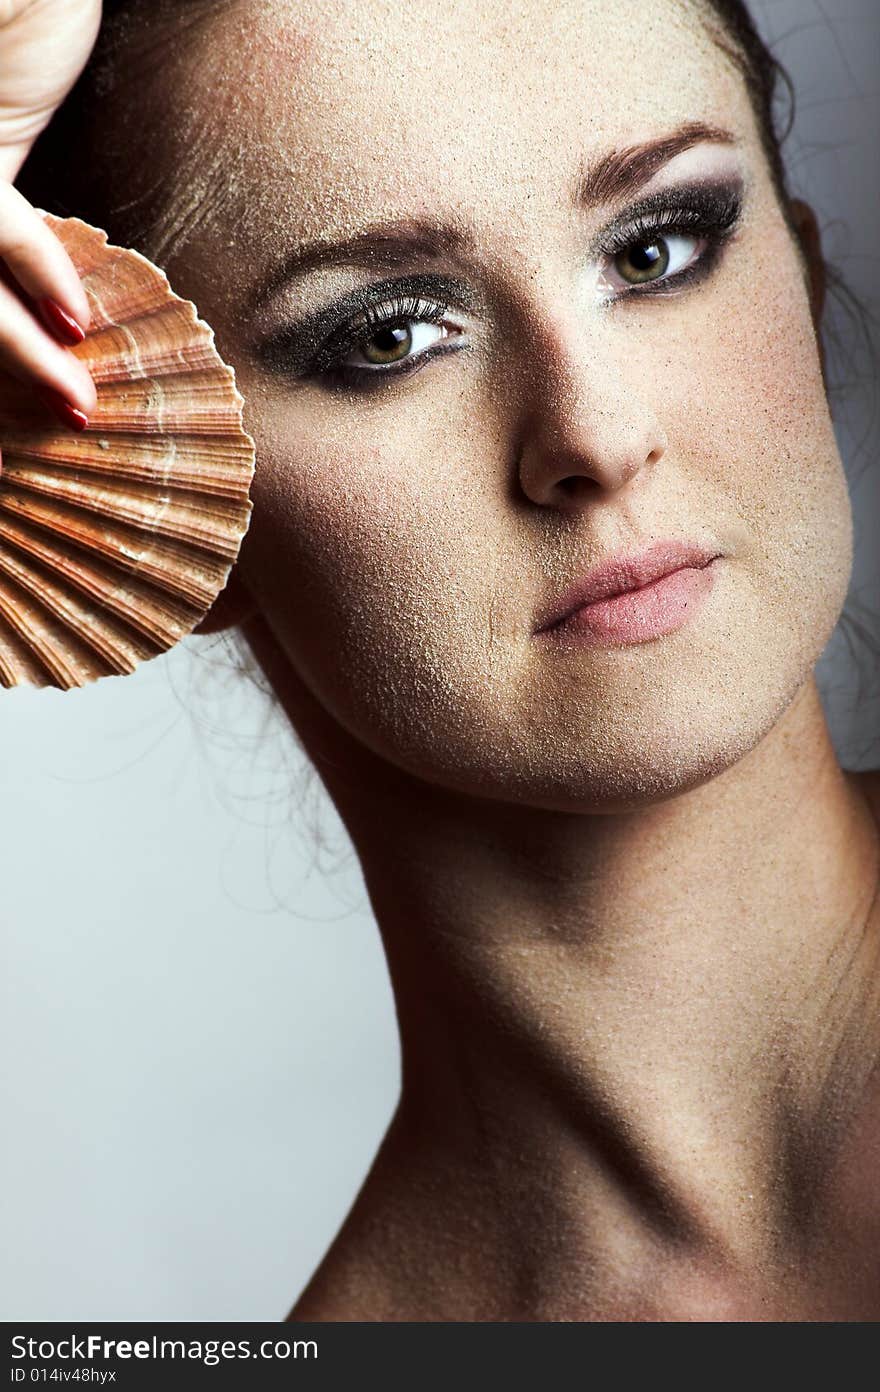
[533,541,722,646]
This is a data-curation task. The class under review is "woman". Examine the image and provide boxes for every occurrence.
[3,0,879,1320]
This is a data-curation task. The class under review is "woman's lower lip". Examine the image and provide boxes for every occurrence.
[537,559,721,646]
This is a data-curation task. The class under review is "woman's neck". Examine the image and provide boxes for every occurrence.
[288,665,880,1318]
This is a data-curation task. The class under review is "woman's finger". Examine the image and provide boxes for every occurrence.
[0,270,96,416]
[0,180,91,332]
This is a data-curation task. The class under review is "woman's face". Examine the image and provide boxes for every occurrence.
[152,0,850,811]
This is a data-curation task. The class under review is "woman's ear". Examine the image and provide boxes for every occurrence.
[789,198,826,323]
[192,565,259,635]
[788,197,827,385]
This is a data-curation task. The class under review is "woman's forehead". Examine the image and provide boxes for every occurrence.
[177,0,752,246]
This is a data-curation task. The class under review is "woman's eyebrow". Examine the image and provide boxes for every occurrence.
[578,120,738,204]
[248,120,738,312]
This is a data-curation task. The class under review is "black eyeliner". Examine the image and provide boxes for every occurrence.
[322,338,469,395]
[256,272,476,378]
[255,175,747,388]
[596,175,746,256]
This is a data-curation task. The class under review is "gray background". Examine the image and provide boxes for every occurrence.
[2,0,878,1320]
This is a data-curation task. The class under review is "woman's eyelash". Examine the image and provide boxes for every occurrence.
[309,293,458,387]
[597,181,744,296]
[263,179,746,392]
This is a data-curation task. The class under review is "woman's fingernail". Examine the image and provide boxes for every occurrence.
[36,387,89,432]
[37,297,86,346]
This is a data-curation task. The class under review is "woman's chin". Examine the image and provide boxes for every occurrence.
[391,668,811,817]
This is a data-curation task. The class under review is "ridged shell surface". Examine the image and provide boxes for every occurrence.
[0,214,255,688]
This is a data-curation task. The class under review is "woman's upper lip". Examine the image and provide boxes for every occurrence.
[533,540,722,634]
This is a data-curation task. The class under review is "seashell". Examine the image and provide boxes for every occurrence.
[0,214,255,689]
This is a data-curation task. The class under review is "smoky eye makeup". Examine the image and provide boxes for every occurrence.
[254,271,476,389]
[595,174,747,298]
[252,171,748,393]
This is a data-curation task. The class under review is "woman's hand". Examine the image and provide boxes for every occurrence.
[0,185,97,427]
[0,0,102,182]
[0,0,101,431]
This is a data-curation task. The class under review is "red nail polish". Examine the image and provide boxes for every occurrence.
[37,297,86,346]
[36,387,89,432]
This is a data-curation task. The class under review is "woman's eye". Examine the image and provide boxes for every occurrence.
[602,231,703,291]
[337,317,453,371]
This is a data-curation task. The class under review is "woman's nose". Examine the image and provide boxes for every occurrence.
[514,313,668,506]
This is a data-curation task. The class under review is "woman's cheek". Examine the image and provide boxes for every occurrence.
[669,217,851,637]
[736,249,851,626]
[242,430,497,717]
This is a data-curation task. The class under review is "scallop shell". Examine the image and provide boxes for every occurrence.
[0,214,255,689]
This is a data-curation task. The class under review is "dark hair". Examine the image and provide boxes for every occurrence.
[20,0,806,251]
[16,0,879,764]
[16,0,870,390]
